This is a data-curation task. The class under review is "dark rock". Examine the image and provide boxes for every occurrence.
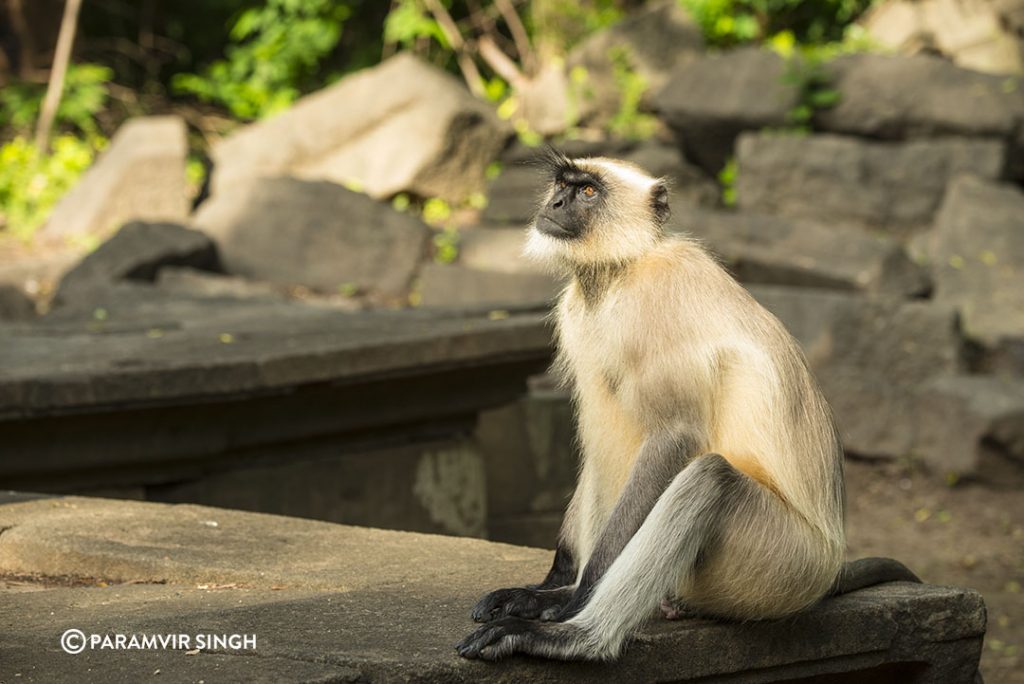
[155,267,286,301]
[41,116,189,241]
[193,177,429,299]
[671,208,929,296]
[913,374,1024,485]
[929,175,1024,346]
[567,0,703,126]
[53,221,219,309]
[211,53,511,203]
[0,283,35,321]
[735,132,1006,236]
[751,286,963,459]
[818,53,1024,141]
[418,263,560,309]
[654,47,799,173]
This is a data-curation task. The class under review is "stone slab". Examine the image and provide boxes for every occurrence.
[0,293,550,420]
[0,496,986,683]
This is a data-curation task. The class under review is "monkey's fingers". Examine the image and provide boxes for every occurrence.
[455,617,531,659]
[471,587,568,622]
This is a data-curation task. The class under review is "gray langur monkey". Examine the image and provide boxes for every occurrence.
[455,149,919,662]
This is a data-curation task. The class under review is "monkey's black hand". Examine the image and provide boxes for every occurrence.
[470,586,572,622]
[456,616,533,660]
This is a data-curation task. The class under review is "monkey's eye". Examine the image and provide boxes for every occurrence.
[581,185,597,198]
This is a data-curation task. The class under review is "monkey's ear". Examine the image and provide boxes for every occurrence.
[651,181,671,226]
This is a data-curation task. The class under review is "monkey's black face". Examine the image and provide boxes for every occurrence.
[536,168,606,242]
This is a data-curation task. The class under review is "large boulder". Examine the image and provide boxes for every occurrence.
[672,208,929,296]
[859,0,1024,75]
[53,221,220,309]
[41,116,189,241]
[567,0,704,127]
[929,175,1024,346]
[210,53,511,203]
[913,374,1024,485]
[751,286,963,459]
[0,283,35,321]
[193,177,428,299]
[418,263,559,309]
[653,47,799,173]
[735,132,1005,235]
[817,53,1024,140]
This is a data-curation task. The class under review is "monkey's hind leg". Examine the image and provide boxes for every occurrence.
[457,454,760,661]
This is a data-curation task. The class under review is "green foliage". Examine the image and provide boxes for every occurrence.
[679,0,872,46]
[607,46,657,141]
[779,39,847,130]
[718,157,738,207]
[172,0,351,120]
[433,226,460,264]
[0,63,112,138]
[384,0,449,50]
[0,135,102,240]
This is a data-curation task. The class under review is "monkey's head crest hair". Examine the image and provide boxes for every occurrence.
[531,145,583,179]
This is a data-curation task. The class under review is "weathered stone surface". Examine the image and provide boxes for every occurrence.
[818,53,1024,141]
[193,177,429,299]
[0,495,986,683]
[751,286,963,459]
[0,283,35,321]
[0,293,550,420]
[671,207,929,296]
[860,0,1024,75]
[568,0,703,126]
[458,227,544,275]
[654,47,799,173]
[929,175,1024,344]
[210,53,510,203]
[53,221,220,309]
[151,435,488,538]
[735,132,1005,235]
[478,381,578,547]
[155,266,286,301]
[913,374,1024,484]
[41,116,188,240]
[419,263,560,309]
[483,141,717,226]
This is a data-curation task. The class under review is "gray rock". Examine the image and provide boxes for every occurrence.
[155,267,287,302]
[930,175,1024,345]
[568,0,703,126]
[193,177,429,299]
[211,53,511,203]
[53,221,219,309]
[458,227,546,275]
[0,283,35,321]
[418,263,560,309]
[735,132,1005,236]
[0,495,986,683]
[818,53,1024,141]
[481,163,545,225]
[41,116,189,240]
[914,374,1024,485]
[671,208,929,296]
[751,286,962,459]
[654,47,799,173]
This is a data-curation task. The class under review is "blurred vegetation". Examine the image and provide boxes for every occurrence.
[0,0,874,240]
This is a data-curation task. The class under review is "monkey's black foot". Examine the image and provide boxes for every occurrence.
[470,586,572,623]
[456,616,534,660]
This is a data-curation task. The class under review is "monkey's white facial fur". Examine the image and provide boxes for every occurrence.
[524,153,670,270]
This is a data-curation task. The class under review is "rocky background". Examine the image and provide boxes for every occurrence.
[1,0,1023,680]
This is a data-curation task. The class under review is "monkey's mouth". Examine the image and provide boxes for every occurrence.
[535,216,575,240]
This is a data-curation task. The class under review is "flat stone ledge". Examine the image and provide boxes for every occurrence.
[0,496,986,683]
[0,294,550,419]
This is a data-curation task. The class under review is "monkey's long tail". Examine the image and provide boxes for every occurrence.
[830,557,922,596]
